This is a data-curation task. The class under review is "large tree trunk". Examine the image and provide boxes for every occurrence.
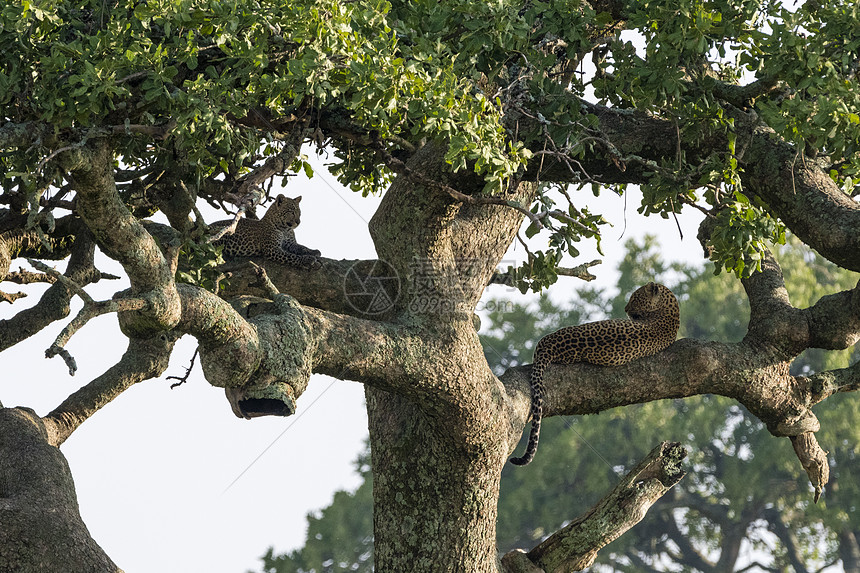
[841,529,860,573]
[0,408,121,573]
[367,388,505,572]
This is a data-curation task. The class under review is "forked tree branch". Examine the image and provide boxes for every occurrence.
[0,232,113,352]
[28,258,148,375]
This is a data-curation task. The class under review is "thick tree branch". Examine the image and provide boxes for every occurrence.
[499,337,834,495]
[801,279,860,351]
[739,250,808,356]
[504,441,686,572]
[41,333,179,447]
[173,283,262,391]
[804,361,860,404]
[219,257,401,319]
[0,121,53,150]
[515,98,860,273]
[233,292,429,396]
[66,140,182,336]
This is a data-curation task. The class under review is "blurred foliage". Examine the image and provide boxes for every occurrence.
[256,235,860,572]
[257,451,374,573]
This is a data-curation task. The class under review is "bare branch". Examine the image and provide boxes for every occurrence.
[109,119,176,140]
[803,360,860,404]
[207,187,265,243]
[0,290,27,303]
[510,441,686,572]
[248,261,281,298]
[46,296,148,375]
[167,347,199,389]
[234,141,302,196]
[26,258,95,304]
[490,259,602,285]
[27,258,148,374]
[3,269,57,285]
[0,233,107,352]
[790,432,829,503]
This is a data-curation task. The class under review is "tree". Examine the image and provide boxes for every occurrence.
[2,1,860,572]
[261,235,860,573]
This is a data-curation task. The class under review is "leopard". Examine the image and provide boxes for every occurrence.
[213,195,321,269]
[510,282,680,466]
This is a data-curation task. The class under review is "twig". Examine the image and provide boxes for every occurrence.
[0,290,27,304]
[248,261,280,298]
[114,70,149,84]
[557,259,602,279]
[167,347,200,389]
[207,187,266,243]
[36,142,88,175]
[46,346,77,377]
[26,259,93,303]
[668,196,683,240]
[110,119,177,140]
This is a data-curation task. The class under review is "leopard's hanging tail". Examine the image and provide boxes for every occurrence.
[509,356,548,466]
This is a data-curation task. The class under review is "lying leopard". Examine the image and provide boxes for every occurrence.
[213,195,321,269]
[510,282,680,466]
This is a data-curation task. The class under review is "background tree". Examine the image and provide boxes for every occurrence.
[263,235,859,573]
[2,1,860,572]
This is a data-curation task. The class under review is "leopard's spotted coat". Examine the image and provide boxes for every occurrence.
[510,282,680,466]
[214,195,321,269]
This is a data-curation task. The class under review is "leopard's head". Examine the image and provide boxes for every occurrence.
[262,194,302,230]
[624,282,678,320]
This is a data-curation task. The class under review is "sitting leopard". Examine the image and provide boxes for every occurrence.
[213,195,321,269]
[510,282,679,466]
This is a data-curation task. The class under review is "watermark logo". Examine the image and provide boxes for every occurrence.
[343,259,400,315]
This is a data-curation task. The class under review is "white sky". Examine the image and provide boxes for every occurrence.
[0,154,707,573]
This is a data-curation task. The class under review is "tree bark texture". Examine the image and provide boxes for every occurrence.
[0,408,121,573]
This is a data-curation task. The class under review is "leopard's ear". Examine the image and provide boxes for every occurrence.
[275,194,287,205]
[294,196,302,203]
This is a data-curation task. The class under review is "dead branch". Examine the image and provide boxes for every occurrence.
[503,441,686,572]
[167,347,199,389]
[790,432,829,503]
[3,269,57,285]
[30,257,148,374]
